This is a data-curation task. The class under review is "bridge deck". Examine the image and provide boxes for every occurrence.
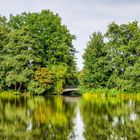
[63,88,78,92]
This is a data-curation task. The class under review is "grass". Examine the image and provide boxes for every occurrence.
[0,90,31,99]
[78,85,140,98]
[0,90,20,95]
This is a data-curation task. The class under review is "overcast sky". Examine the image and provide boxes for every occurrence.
[0,0,140,69]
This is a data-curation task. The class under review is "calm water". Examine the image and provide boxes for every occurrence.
[0,95,140,140]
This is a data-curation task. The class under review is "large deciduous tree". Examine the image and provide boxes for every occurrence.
[105,21,140,92]
[0,10,77,93]
[82,21,140,92]
[8,10,76,69]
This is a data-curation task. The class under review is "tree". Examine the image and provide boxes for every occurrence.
[51,64,68,94]
[0,10,77,93]
[0,27,41,91]
[82,21,140,92]
[27,67,55,94]
[105,21,140,91]
[82,32,109,89]
[8,10,76,70]
[0,16,10,90]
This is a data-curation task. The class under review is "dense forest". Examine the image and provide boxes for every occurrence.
[80,21,140,93]
[0,10,77,94]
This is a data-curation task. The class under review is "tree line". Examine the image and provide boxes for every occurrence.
[80,21,140,93]
[0,9,140,94]
[0,10,77,94]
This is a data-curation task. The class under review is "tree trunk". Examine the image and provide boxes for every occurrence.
[18,83,22,91]
[15,83,17,90]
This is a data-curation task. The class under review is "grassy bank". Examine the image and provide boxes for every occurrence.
[0,90,21,95]
[79,86,140,97]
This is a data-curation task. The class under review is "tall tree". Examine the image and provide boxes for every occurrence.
[8,10,76,72]
[82,22,140,92]
[0,10,77,93]
[82,32,109,89]
[105,21,140,91]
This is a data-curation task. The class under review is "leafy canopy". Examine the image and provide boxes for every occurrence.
[0,10,77,94]
[82,21,140,92]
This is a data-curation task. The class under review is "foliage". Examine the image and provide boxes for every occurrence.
[0,10,77,94]
[82,32,108,88]
[1,27,41,91]
[51,64,68,94]
[0,16,10,90]
[8,10,76,68]
[82,21,140,93]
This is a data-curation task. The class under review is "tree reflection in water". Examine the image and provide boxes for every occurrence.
[0,94,140,140]
[0,95,76,140]
[79,96,140,140]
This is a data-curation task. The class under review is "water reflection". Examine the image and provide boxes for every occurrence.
[0,95,76,140]
[79,97,140,140]
[0,95,140,140]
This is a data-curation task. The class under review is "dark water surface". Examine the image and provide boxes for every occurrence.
[0,95,140,140]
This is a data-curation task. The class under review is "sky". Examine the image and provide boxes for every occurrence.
[0,0,140,70]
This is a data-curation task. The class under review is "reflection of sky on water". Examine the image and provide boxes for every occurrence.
[129,113,138,121]
[74,107,84,140]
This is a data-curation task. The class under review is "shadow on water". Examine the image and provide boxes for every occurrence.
[62,91,81,97]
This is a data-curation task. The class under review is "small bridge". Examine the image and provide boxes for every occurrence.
[63,85,78,93]
[63,88,78,92]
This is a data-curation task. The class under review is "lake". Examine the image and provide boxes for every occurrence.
[0,95,140,140]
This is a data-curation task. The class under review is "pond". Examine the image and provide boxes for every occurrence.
[0,95,140,140]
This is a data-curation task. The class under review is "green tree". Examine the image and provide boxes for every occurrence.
[82,21,140,92]
[0,16,10,90]
[0,10,77,93]
[105,21,140,91]
[0,27,41,91]
[8,10,76,71]
[51,64,68,94]
[27,67,55,94]
[82,32,109,89]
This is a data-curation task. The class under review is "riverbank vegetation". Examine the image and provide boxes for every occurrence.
[0,9,140,95]
[0,10,78,94]
[79,21,140,94]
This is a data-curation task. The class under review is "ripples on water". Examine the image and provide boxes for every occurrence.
[0,94,139,140]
